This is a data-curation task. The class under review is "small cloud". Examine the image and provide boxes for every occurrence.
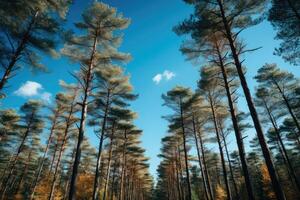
[163,70,175,80]
[153,74,162,84]
[41,92,52,103]
[14,81,52,103]
[152,70,176,84]
[14,81,42,97]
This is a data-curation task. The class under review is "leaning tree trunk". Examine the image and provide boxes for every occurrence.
[119,129,127,200]
[0,113,33,199]
[262,98,300,191]
[274,81,300,138]
[216,1,286,199]
[216,43,255,200]
[93,91,110,200]
[103,121,116,200]
[30,110,60,200]
[68,34,98,200]
[179,98,192,200]
[209,99,232,200]
[192,115,210,200]
[219,122,239,200]
[48,104,75,200]
[176,144,186,200]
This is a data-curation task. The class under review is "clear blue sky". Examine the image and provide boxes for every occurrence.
[2,0,300,179]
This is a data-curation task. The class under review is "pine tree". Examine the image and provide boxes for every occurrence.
[268,0,300,65]
[0,0,71,92]
[175,0,285,198]
[61,2,130,198]
[0,100,44,199]
[162,86,193,200]
[89,65,137,200]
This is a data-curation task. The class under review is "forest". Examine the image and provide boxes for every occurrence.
[0,0,299,200]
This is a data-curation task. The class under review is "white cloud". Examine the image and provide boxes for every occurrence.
[153,74,162,84]
[14,81,52,103]
[41,92,52,103]
[163,70,175,80]
[14,81,42,97]
[152,70,176,84]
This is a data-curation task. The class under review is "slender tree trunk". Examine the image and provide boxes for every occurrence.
[15,148,32,196]
[0,11,39,91]
[198,130,214,200]
[0,113,33,199]
[177,144,186,200]
[30,110,60,200]
[174,149,183,200]
[216,43,255,200]
[216,1,286,199]
[179,98,192,200]
[93,91,111,200]
[109,161,118,200]
[274,82,300,137]
[68,34,98,200]
[119,130,127,200]
[218,123,239,200]
[49,138,59,175]
[192,115,210,200]
[48,109,75,200]
[63,147,76,200]
[209,99,232,200]
[262,99,300,191]
[103,121,115,200]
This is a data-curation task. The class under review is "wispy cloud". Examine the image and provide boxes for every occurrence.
[163,70,175,80]
[152,70,176,84]
[14,81,52,103]
[153,74,163,84]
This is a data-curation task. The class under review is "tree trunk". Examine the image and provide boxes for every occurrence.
[197,129,214,200]
[216,43,255,200]
[218,122,239,200]
[68,34,98,200]
[262,98,300,191]
[119,130,127,200]
[103,121,115,200]
[179,98,192,200]
[30,109,60,200]
[48,105,75,200]
[209,99,232,200]
[274,81,300,138]
[93,91,111,200]
[216,1,286,199]
[192,115,210,200]
[0,112,34,199]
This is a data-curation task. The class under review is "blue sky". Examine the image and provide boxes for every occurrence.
[2,0,300,179]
